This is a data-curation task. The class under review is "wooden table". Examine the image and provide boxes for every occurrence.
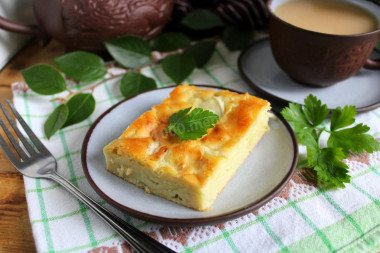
[0,39,65,252]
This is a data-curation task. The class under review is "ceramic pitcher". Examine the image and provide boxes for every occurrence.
[0,0,174,52]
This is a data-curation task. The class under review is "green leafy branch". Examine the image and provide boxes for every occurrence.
[22,33,217,139]
[21,9,256,140]
[281,95,380,188]
[180,9,257,51]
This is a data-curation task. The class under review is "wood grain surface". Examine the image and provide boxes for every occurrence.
[0,39,65,253]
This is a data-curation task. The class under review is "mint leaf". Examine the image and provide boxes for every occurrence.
[314,147,350,188]
[53,51,107,83]
[184,41,216,68]
[328,124,380,155]
[44,104,68,139]
[222,26,255,51]
[104,35,152,68]
[63,93,95,127]
[303,94,329,127]
[330,105,356,131]
[164,107,192,134]
[164,107,219,140]
[120,72,157,98]
[149,32,190,52]
[181,10,225,30]
[162,54,196,84]
[21,64,66,95]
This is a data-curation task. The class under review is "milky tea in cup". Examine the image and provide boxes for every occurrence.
[275,0,378,35]
[268,0,380,87]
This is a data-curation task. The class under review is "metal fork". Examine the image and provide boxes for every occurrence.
[0,99,175,253]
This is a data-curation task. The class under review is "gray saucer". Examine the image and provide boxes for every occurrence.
[238,38,380,112]
[82,86,297,225]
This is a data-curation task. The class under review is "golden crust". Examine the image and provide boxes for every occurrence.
[105,85,270,187]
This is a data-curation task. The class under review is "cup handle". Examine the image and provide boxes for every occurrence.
[0,16,49,45]
[363,58,380,70]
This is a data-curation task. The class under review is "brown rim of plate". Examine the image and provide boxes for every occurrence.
[81,85,298,226]
[238,38,380,113]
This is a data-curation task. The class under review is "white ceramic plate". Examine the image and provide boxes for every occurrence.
[238,39,380,112]
[82,86,298,225]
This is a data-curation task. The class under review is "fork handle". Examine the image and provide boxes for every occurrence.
[49,172,175,253]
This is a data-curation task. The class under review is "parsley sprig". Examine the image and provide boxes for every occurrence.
[281,95,380,188]
[164,107,219,140]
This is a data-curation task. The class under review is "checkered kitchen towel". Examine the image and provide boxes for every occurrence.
[12,43,380,253]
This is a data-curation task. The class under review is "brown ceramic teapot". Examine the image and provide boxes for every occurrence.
[0,0,174,52]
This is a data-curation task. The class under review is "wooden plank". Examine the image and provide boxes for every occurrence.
[0,86,19,175]
[0,174,36,252]
[0,39,65,85]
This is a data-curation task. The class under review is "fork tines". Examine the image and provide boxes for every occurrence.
[0,99,47,164]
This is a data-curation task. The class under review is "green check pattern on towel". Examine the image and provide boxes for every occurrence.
[12,43,380,253]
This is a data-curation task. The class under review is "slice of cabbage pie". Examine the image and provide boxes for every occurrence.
[103,85,271,211]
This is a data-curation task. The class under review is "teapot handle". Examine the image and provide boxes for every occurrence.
[0,16,49,44]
